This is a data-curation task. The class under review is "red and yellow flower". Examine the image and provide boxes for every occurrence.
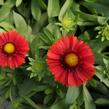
[46,35,95,86]
[0,30,29,68]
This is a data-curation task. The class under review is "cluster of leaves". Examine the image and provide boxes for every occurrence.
[0,0,109,109]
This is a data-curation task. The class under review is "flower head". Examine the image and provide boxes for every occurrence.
[61,17,76,32]
[62,17,74,29]
[56,16,77,33]
[46,35,95,86]
[96,24,109,41]
[0,30,29,68]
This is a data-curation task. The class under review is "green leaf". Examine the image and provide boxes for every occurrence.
[96,0,109,6]
[31,0,41,21]
[95,98,109,105]
[59,0,72,21]
[43,28,55,43]
[9,85,17,101]
[33,85,48,92]
[65,87,80,105]
[19,79,47,97]
[96,66,109,87]
[84,0,96,3]
[97,17,108,25]
[83,85,96,109]
[37,0,47,9]
[77,11,98,24]
[51,100,66,109]
[39,28,56,47]
[77,91,84,106]
[11,99,22,109]
[0,28,4,32]
[45,88,53,94]
[19,79,37,96]
[47,0,60,17]
[79,31,90,41]
[26,25,33,42]
[13,11,31,39]
[47,23,61,39]
[103,58,109,68]
[0,0,15,22]
[82,1,109,17]
[32,12,48,34]
[16,0,22,7]
[69,102,80,109]
[0,22,14,31]
[30,35,42,56]
[23,96,41,109]
[44,94,53,104]
[13,11,27,34]
[0,0,4,5]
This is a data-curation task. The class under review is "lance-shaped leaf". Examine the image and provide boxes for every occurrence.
[83,85,96,109]
[47,0,60,18]
[65,87,80,105]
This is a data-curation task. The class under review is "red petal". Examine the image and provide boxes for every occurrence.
[68,72,76,86]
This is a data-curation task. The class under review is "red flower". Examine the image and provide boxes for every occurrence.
[46,35,95,86]
[0,30,29,68]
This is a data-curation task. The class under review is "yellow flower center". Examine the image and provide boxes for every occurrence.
[64,53,78,67]
[4,43,15,54]
[62,18,72,28]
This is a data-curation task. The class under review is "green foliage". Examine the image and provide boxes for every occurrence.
[50,100,66,109]
[95,98,109,105]
[0,21,14,31]
[69,102,80,109]
[0,0,15,22]
[0,0,109,109]
[95,57,109,88]
[31,0,41,21]
[13,11,31,38]
[16,0,22,7]
[47,0,60,18]
[83,85,96,109]
[82,0,109,17]
[96,66,109,87]
[23,96,41,109]
[59,0,72,21]
[65,87,80,105]
[0,0,4,5]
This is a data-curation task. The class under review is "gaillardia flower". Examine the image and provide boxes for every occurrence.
[0,30,29,68]
[46,35,95,86]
